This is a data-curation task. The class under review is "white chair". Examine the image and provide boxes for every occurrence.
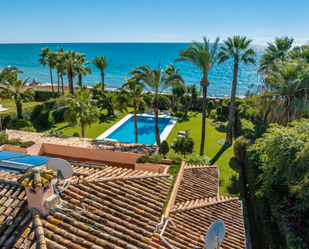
[178,129,189,136]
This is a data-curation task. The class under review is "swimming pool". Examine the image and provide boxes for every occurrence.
[97,114,178,145]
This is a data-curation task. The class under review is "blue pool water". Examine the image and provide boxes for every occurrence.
[107,116,171,145]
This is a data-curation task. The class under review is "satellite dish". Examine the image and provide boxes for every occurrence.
[46,158,73,179]
[205,220,226,249]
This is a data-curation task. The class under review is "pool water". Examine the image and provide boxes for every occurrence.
[107,116,171,145]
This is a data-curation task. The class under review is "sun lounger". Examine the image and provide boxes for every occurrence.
[178,129,189,136]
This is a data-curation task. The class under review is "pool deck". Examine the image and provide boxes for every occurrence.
[96,113,178,145]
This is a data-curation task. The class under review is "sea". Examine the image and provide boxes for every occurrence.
[0,43,267,97]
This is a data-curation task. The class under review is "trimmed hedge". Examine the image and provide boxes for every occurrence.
[35,90,54,101]
[159,95,171,110]
[233,136,250,163]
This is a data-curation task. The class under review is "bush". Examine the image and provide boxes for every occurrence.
[239,118,255,139]
[185,155,210,166]
[172,111,184,118]
[210,109,217,118]
[216,106,222,118]
[234,136,250,163]
[35,90,54,101]
[171,155,183,166]
[49,128,64,136]
[0,134,21,146]
[159,95,171,110]
[168,163,181,177]
[161,140,169,157]
[7,119,34,130]
[52,106,69,123]
[73,132,80,137]
[173,135,194,157]
[151,153,163,164]
[207,100,214,115]
[20,141,35,148]
[20,126,37,132]
[136,154,152,163]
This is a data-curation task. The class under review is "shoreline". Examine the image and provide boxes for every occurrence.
[27,83,244,99]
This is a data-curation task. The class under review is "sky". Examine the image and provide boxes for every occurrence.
[0,0,308,44]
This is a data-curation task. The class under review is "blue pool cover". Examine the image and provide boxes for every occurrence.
[8,155,51,166]
[0,151,28,160]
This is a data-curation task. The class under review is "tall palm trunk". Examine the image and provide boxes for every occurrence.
[154,96,161,153]
[49,67,55,99]
[81,123,85,138]
[185,94,193,116]
[200,86,207,156]
[133,101,138,144]
[172,87,175,112]
[57,72,60,98]
[79,72,82,87]
[0,115,2,132]
[16,100,23,119]
[101,71,105,92]
[69,68,74,95]
[61,73,64,96]
[225,61,239,145]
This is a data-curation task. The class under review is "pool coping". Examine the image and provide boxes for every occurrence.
[96,113,178,145]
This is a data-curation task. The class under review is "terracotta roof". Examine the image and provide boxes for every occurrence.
[174,165,219,206]
[18,168,54,188]
[0,165,173,249]
[151,197,246,249]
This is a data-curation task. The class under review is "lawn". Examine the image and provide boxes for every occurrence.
[43,108,134,138]
[166,114,244,198]
[1,99,41,113]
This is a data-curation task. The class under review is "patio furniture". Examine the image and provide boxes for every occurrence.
[178,129,189,136]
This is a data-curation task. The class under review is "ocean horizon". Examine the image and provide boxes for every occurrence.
[0,43,266,97]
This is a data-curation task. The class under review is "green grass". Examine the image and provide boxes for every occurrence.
[1,99,42,113]
[42,108,134,138]
[166,114,244,198]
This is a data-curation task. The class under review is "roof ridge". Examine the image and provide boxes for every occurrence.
[170,196,240,213]
[184,164,218,169]
[0,177,19,186]
[32,209,47,249]
[69,172,171,185]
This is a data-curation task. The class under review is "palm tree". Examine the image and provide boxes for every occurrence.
[290,45,309,63]
[75,53,92,87]
[38,47,57,98]
[56,46,65,97]
[92,56,112,92]
[0,66,23,83]
[130,62,185,152]
[175,36,220,155]
[258,37,294,75]
[118,78,153,143]
[218,36,256,145]
[165,64,180,112]
[0,75,35,119]
[184,84,201,116]
[257,61,309,126]
[63,87,100,138]
[59,50,79,95]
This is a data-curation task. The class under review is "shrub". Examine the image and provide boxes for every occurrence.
[172,111,184,118]
[234,136,250,163]
[159,95,171,110]
[73,132,80,137]
[171,155,183,166]
[151,153,163,164]
[216,106,222,119]
[136,154,152,163]
[49,128,64,136]
[0,133,8,145]
[173,135,194,157]
[20,126,37,132]
[7,119,34,130]
[239,118,255,139]
[35,90,54,101]
[7,138,21,146]
[20,141,35,148]
[52,106,69,123]
[168,163,181,177]
[161,140,169,157]
[185,155,210,166]
[207,100,214,115]
[210,109,217,118]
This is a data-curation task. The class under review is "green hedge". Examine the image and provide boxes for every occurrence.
[52,106,69,123]
[35,90,54,101]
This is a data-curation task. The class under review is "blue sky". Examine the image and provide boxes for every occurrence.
[0,0,308,43]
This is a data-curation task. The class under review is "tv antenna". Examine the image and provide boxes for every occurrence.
[46,158,73,186]
[205,220,226,249]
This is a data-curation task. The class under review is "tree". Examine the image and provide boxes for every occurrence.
[165,63,180,112]
[0,75,35,119]
[56,46,65,97]
[207,100,214,115]
[174,86,186,111]
[173,135,194,158]
[0,66,23,84]
[218,36,256,145]
[175,36,220,155]
[59,50,80,95]
[92,56,112,93]
[130,62,185,153]
[117,78,153,143]
[101,91,118,116]
[257,60,309,126]
[63,87,100,138]
[216,106,222,119]
[184,84,200,116]
[38,47,57,98]
[75,53,92,87]
[258,37,294,75]
[161,140,169,157]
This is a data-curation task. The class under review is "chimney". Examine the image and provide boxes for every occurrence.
[18,167,57,215]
